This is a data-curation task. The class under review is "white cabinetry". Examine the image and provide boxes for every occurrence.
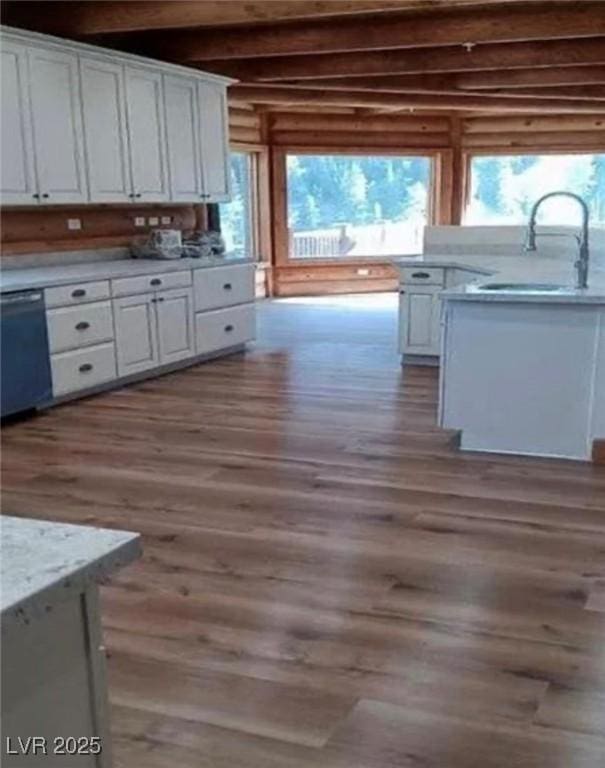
[113,286,195,376]
[197,81,230,202]
[1,41,36,204]
[113,293,160,376]
[399,285,442,356]
[0,39,87,205]
[164,75,203,202]
[125,67,169,202]
[80,57,131,203]
[28,45,87,204]
[0,26,233,207]
[156,287,195,365]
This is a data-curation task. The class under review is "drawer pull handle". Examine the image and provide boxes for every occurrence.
[75,321,90,331]
[223,283,232,291]
[224,324,234,333]
[150,278,162,286]
[411,272,431,279]
[79,363,93,373]
[42,193,49,199]
[71,289,87,298]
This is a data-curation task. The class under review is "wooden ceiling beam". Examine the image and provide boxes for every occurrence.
[278,77,605,100]
[229,84,605,113]
[455,65,605,89]
[0,1,444,35]
[201,38,605,81]
[167,2,605,61]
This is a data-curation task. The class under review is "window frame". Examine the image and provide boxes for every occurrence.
[462,146,605,227]
[272,145,444,266]
[220,146,266,261]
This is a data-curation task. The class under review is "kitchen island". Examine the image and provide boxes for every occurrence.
[1,516,140,767]
[439,285,605,461]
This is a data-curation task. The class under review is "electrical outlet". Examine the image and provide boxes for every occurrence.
[160,216,172,225]
[67,218,82,231]
[356,268,370,276]
[148,216,159,226]
[134,217,146,227]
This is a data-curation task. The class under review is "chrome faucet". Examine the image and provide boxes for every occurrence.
[525,191,590,289]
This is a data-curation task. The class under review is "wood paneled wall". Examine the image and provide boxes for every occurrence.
[0,205,199,257]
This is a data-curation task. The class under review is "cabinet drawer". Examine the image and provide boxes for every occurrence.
[51,342,117,396]
[111,270,192,298]
[195,304,255,356]
[45,280,110,308]
[194,264,254,311]
[400,267,445,286]
[47,301,114,353]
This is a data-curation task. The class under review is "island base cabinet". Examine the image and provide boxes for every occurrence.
[196,304,256,356]
[399,286,441,356]
[1,587,112,767]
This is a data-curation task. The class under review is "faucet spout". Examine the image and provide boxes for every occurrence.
[525,191,590,289]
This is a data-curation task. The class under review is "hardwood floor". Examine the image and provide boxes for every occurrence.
[2,293,605,767]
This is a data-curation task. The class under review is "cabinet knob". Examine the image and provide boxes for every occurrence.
[71,289,86,298]
[135,193,142,198]
[150,278,162,286]
[224,324,234,333]
[79,363,93,373]
[42,193,50,199]
[32,193,40,199]
[75,321,90,331]
[223,283,232,291]
[411,272,431,279]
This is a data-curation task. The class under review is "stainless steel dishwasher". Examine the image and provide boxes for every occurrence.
[1,290,53,418]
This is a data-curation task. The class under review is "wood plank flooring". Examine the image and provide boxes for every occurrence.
[2,293,605,767]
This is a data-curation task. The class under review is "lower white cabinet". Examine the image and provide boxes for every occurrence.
[156,287,195,365]
[113,287,195,376]
[43,265,254,402]
[51,342,117,396]
[399,285,442,356]
[194,264,255,312]
[196,304,256,356]
[113,292,160,376]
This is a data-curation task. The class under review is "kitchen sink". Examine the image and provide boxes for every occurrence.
[476,282,568,292]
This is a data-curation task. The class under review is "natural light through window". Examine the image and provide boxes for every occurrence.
[220,152,255,258]
[286,154,432,258]
[465,153,605,227]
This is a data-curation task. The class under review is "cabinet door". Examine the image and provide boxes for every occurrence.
[113,293,159,376]
[80,57,131,203]
[164,75,203,203]
[399,285,442,356]
[125,67,169,202]
[156,287,195,365]
[1,41,37,205]
[197,80,230,202]
[28,46,87,204]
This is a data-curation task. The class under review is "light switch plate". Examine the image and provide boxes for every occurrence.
[148,216,159,226]
[134,217,146,227]
[67,218,82,231]
[160,216,172,225]
[356,268,370,276]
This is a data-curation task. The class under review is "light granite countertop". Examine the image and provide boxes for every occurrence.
[1,516,141,625]
[0,255,254,294]
[441,283,605,305]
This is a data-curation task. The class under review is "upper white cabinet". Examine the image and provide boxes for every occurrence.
[0,26,233,207]
[28,46,87,204]
[80,56,131,203]
[1,41,36,204]
[164,75,203,202]
[197,81,231,202]
[125,67,169,202]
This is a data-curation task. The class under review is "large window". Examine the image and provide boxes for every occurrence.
[219,151,256,258]
[466,153,605,226]
[286,153,432,259]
